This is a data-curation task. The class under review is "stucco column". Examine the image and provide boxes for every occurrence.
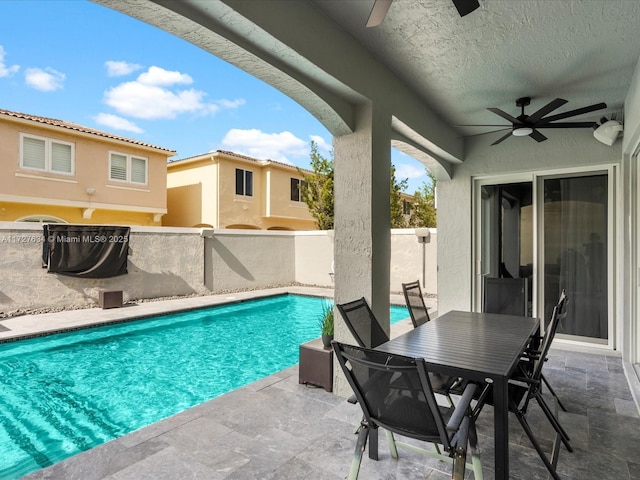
[333,102,391,397]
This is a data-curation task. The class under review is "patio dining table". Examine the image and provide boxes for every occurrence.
[376,309,540,480]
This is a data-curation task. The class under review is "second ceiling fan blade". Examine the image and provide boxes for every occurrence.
[526,98,568,124]
[538,102,607,124]
[491,131,513,146]
[529,130,547,142]
[487,107,523,125]
[366,0,393,27]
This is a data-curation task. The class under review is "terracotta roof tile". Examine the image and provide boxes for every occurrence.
[0,108,175,154]
[169,149,313,174]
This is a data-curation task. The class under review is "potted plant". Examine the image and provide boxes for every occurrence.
[319,301,334,348]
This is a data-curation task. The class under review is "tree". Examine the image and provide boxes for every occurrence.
[299,142,412,230]
[390,164,409,228]
[299,141,334,230]
[409,170,437,228]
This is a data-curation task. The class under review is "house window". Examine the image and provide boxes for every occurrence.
[403,199,412,215]
[290,178,307,202]
[109,152,147,184]
[235,168,253,196]
[20,133,74,175]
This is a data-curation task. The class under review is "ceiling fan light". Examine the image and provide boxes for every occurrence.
[512,127,533,137]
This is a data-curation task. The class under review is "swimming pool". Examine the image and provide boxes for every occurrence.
[0,294,409,479]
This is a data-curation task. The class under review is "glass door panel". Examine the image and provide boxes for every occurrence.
[542,175,608,340]
[479,182,533,315]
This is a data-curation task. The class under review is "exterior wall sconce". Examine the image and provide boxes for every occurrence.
[86,188,96,195]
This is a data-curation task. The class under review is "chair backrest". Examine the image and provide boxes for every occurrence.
[332,341,450,447]
[402,280,431,328]
[482,276,528,316]
[336,297,389,348]
[532,290,568,381]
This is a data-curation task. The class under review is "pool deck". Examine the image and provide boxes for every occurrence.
[3,287,640,480]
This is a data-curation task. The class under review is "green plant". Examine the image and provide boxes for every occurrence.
[319,302,334,335]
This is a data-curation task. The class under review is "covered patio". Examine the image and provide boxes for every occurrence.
[83,0,640,478]
[18,289,640,480]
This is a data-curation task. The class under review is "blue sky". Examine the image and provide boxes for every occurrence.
[0,0,428,193]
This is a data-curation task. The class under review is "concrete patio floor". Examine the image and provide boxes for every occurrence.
[2,287,639,480]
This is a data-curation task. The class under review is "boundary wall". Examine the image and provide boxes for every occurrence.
[0,222,437,312]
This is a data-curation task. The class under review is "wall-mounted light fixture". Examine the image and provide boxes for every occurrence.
[86,188,96,195]
[593,117,623,146]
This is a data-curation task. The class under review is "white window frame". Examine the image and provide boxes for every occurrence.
[19,133,75,176]
[108,151,148,185]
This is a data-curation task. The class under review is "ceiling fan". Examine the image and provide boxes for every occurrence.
[366,0,480,27]
[465,97,607,145]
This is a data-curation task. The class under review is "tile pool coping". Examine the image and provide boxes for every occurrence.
[0,286,418,344]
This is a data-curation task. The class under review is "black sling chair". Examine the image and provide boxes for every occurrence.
[333,341,483,480]
[472,293,572,480]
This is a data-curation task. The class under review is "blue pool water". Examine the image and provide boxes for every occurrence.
[0,294,409,480]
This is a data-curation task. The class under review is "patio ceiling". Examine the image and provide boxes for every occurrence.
[311,0,640,138]
[95,0,640,169]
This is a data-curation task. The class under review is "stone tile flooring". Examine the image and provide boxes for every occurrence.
[20,345,639,480]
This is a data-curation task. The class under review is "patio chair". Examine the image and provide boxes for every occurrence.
[402,280,467,398]
[472,297,572,480]
[523,289,569,412]
[482,276,529,316]
[333,341,483,480]
[336,296,459,458]
[401,280,431,327]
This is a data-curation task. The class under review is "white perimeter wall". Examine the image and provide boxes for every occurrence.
[0,223,438,312]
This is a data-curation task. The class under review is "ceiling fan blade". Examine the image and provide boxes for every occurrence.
[452,0,480,17]
[536,122,598,128]
[491,131,513,146]
[526,98,568,124]
[462,128,511,139]
[538,102,607,124]
[366,0,392,27]
[487,107,522,125]
[529,129,547,142]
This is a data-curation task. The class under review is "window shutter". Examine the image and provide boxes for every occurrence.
[110,154,127,180]
[51,142,72,173]
[22,137,46,169]
[131,157,147,184]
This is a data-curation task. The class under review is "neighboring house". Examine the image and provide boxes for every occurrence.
[165,150,316,230]
[0,108,175,226]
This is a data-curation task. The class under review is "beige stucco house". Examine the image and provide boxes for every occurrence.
[165,150,316,230]
[0,108,175,226]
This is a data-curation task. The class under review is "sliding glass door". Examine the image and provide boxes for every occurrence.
[541,174,608,342]
[475,169,612,345]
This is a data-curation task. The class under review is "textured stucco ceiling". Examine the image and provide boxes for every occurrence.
[95,0,640,158]
[311,0,640,137]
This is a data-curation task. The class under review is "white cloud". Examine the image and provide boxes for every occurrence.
[395,162,426,180]
[220,129,309,164]
[104,66,242,120]
[105,81,213,119]
[0,46,19,77]
[137,66,192,86]
[216,98,246,109]
[25,67,65,91]
[93,113,143,133]
[105,60,143,77]
[309,135,332,152]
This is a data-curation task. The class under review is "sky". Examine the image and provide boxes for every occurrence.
[0,0,429,193]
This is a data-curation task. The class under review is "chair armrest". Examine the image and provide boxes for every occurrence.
[446,383,477,432]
